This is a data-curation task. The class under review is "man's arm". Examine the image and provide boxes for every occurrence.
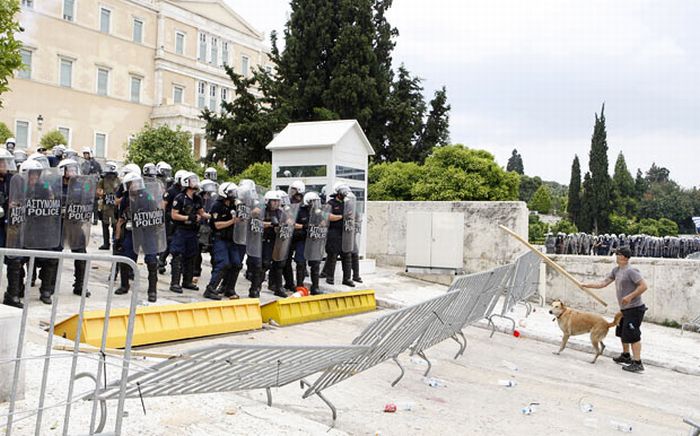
[581,276,614,289]
[621,279,648,306]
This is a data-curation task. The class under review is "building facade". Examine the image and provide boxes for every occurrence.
[1,0,271,161]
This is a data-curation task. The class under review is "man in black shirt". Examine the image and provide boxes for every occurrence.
[206,182,240,299]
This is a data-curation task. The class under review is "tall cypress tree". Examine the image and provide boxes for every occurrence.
[588,104,612,233]
[567,155,582,226]
[506,149,524,174]
[579,171,594,233]
[611,152,636,216]
[383,65,426,162]
[413,86,450,163]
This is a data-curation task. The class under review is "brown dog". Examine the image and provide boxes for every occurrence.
[549,300,623,363]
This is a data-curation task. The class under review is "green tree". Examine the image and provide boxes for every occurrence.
[645,163,670,184]
[518,175,542,203]
[587,104,612,233]
[657,218,679,236]
[0,121,12,143]
[609,213,634,235]
[552,218,578,234]
[234,162,272,189]
[528,184,552,214]
[528,214,548,243]
[567,155,581,225]
[39,130,67,149]
[368,161,424,200]
[636,218,660,236]
[638,179,692,227]
[579,171,594,232]
[202,69,281,174]
[0,0,23,108]
[382,65,425,162]
[506,149,524,174]
[125,124,197,172]
[413,86,450,163]
[634,168,648,201]
[411,145,520,201]
[611,152,637,217]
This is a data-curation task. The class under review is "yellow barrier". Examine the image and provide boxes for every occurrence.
[261,290,376,326]
[54,299,262,348]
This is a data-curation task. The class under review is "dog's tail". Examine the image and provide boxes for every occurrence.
[608,312,623,328]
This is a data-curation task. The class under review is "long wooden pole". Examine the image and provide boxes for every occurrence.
[499,225,608,307]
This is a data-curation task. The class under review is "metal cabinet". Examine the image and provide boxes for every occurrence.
[405,211,464,274]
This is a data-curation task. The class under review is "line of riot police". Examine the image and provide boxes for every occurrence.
[544,232,700,259]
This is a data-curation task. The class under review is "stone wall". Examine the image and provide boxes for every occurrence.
[366,201,529,277]
[545,255,700,324]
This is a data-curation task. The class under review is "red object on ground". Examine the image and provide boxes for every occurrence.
[384,403,397,413]
[513,330,521,338]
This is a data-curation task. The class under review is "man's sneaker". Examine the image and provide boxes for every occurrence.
[613,352,632,365]
[622,361,644,373]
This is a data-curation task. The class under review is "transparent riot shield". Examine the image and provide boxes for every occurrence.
[204,192,219,213]
[304,203,331,262]
[272,203,300,262]
[24,170,62,249]
[63,175,97,250]
[130,179,167,256]
[233,187,253,245]
[353,208,363,255]
[6,174,27,249]
[245,195,265,258]
[341,193,357,253]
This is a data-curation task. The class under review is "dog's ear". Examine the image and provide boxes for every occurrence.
[560,301,566,308]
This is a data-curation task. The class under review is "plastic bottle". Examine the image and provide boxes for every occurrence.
[579,403,593,413]
[609,420,633,432]
[498,379,517,387]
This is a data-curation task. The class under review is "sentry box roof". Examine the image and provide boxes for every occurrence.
[266,120,375,155]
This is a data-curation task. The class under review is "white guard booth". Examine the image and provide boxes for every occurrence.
[266,120,374,264]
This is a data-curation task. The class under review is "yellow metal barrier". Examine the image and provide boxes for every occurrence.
[261,290,376,326]
[54,299,262,348]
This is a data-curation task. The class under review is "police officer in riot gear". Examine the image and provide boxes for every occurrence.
[97,161,119,250]
[5,138,16,153]
[0,149,20,307]
[324,183,354,286]
[156,161,173,188]
[206,182,240,299]
[204,167,217,182]
[195,178,218,281]
[283,181,306,290]
[159,169,187,274]
[262,190,287,297]
[170,172,209,294]
[12,150,27,167]
[142,163,157,180]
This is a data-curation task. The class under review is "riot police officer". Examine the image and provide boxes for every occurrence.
[205,182,239,299]
[0,149,21,307]
[284,181,306,290]
[262,191,287,297]
[195,178,218,282]
[324,183,354,286]
[169,172,208,294]
[142,162,158,182]
[156,161,173,188]
[204,167,217,182]
[159,169,187,274]
[5,138,16,153]
[97,161,119,250]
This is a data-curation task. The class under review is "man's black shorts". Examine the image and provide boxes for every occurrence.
[616,305,647,343]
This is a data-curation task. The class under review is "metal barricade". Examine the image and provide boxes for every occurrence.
[0,248,141,436]
[681,314,700,335]
[685,417,700,436]
[488,251,541,336]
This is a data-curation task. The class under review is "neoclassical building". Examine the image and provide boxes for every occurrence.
[1,0,271,161]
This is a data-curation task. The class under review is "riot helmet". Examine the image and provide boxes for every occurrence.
[156,161,172,178]
[0,149,17,174]
[120,163,141,178]
[64,148,79,160]
[28,152,50,169]
[201,179,217,194]
[58,158,81,178]
[143,162,157,177]
[303,192,321,207]
[12,149,26,166]
[181,172,200,190]
[104,161,118,174]
[5,137,16,152]
[204,167,217,181]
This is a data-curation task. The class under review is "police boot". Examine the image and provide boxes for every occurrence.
[341,254,355,287]
[271,266,287,298]
[169,255,183,293]
[181,257,199,291]
[283,259,295,293]
[158,251,168,274]
[222,265,241,299]
[73,260,91,298]
[3,262,24,308]
[249,267,262,299]
[146,261,158,303]
[351,254,362,283]
[38,261,58,305]
[324,256,336,285]
[115,264,131,295]
[309,262,322,296]
[99,222,110,250]
[19,265,25,298]
[296,262,307,288]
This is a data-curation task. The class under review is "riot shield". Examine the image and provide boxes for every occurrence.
[24,171,62,249]
[63,175,97,250]
[233,188,252,245]
[204,192,219,213]
[272,203,300,262]
[130,180,167,256]
[245,195,265,258]
[341,193,357,253]
[352,206,363,255]
[304,203,331,262]
[6,175,27,249]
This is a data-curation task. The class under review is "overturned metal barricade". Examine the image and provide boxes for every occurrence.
[98,344,369,420]
[488,251,542,336]
[686,417,700,436]
[0,248,141,436]
[681,314,700,335]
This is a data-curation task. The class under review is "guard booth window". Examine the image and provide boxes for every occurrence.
[336,165,365,181]
[276,165,327,178]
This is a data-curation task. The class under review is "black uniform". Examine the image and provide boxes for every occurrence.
[323,196,352,284]
[1,172,23,308]
[283,204,309,290]
[158,183,181,271]
[170,191,203,292]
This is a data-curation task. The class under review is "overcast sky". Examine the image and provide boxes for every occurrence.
[227,0,700,188]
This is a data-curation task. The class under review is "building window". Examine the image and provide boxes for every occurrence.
[59,58,73,88]
[173,85,183,104]
[210,37,218,65]
[100,7,111,33]
[133,19,143,43]
[175,31,185,55]
[221,87,228,104]
[94,133,107,158]
[265,65,273,74]
[15,121,29,149]
[209,84,217,111]
[241,55,249,77]
[221,42,229,67]
[21,0,33,7]
[97,67,109,96]
[58,127,71,145]
[17,49,32,79]
[198,33,207,62]
[63,0,75,21]
[336,165,366,181]
[276,165,327,178]
[197,81,206,108]
[130,76,141,103]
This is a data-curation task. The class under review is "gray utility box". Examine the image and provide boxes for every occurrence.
[405,211,464,274]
